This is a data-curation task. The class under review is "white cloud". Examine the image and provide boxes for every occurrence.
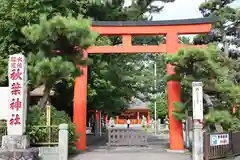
[150,0,240,39]
[231,0,240,7]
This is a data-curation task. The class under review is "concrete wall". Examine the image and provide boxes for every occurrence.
[39,124,69,160]
[39,147,59,159]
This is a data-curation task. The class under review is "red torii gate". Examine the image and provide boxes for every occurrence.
[73,17,216,151]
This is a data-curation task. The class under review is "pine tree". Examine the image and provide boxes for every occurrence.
[194,0,240,58]
[166,46,240,131]
[21,15,98,107]
[0,0,89,86]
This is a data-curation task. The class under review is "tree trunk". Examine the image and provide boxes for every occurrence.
[39,85,52,108]
[203,93,214,111]
[222,30,229,57]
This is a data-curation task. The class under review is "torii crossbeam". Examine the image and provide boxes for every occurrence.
[73,16,217,151]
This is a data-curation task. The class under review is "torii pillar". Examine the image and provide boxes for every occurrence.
[73,17,216,151]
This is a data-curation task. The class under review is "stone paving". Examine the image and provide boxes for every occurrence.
[70,151,191,160]
[74,125,240,160]
[70,131,192,160]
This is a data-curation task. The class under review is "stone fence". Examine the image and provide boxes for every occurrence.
[108,128,148,146]
[0,123,69,160]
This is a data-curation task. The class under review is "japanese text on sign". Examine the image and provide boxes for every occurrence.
[192,82,203,120]
[8,54,27,135]
[210,134,229,146]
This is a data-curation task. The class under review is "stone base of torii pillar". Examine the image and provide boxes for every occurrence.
[1,135,30,150]
[0,135,40,160]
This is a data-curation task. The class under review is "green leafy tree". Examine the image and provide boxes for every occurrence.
[21,15,98,108]
[87,0,175,21]
[150,91,168,120]
[179,36,191,44]
[26,105,78,153]
[194,0,240,58]
[0,0,90,86]
[166,46,240,131]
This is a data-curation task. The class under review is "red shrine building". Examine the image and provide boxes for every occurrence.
[116,98,150,124]
[87,98,151,126]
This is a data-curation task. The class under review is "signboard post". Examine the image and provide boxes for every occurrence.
[192,82,204,160]
[1,54,29,149]
[7,54,28,135]
[192,82,203,120]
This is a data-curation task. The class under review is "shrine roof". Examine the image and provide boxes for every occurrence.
[30,85,55,96]
[128,97,149,110]
[128,105,149,110]
[92,16,218,27]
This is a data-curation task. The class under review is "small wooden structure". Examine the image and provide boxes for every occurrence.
[30,85,55,97]
[29,85,55,105]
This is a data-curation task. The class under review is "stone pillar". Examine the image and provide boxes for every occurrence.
[192,121,203,160]
[59,124,68,160]
[157,119,161,133]
[7,54,28,136]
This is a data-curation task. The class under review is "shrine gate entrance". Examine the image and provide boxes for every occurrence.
[73,17,216,151]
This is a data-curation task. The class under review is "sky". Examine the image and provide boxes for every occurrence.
[123,0,240,39]
[147,0,240,39]
[152,0,240,20]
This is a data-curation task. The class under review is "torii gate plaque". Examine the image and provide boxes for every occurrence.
[73,17,216,151]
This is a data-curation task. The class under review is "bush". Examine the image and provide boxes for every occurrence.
[204,110,234,132]
[26,105,78,154]
[229,117,240,132]
[203,109,240,132]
